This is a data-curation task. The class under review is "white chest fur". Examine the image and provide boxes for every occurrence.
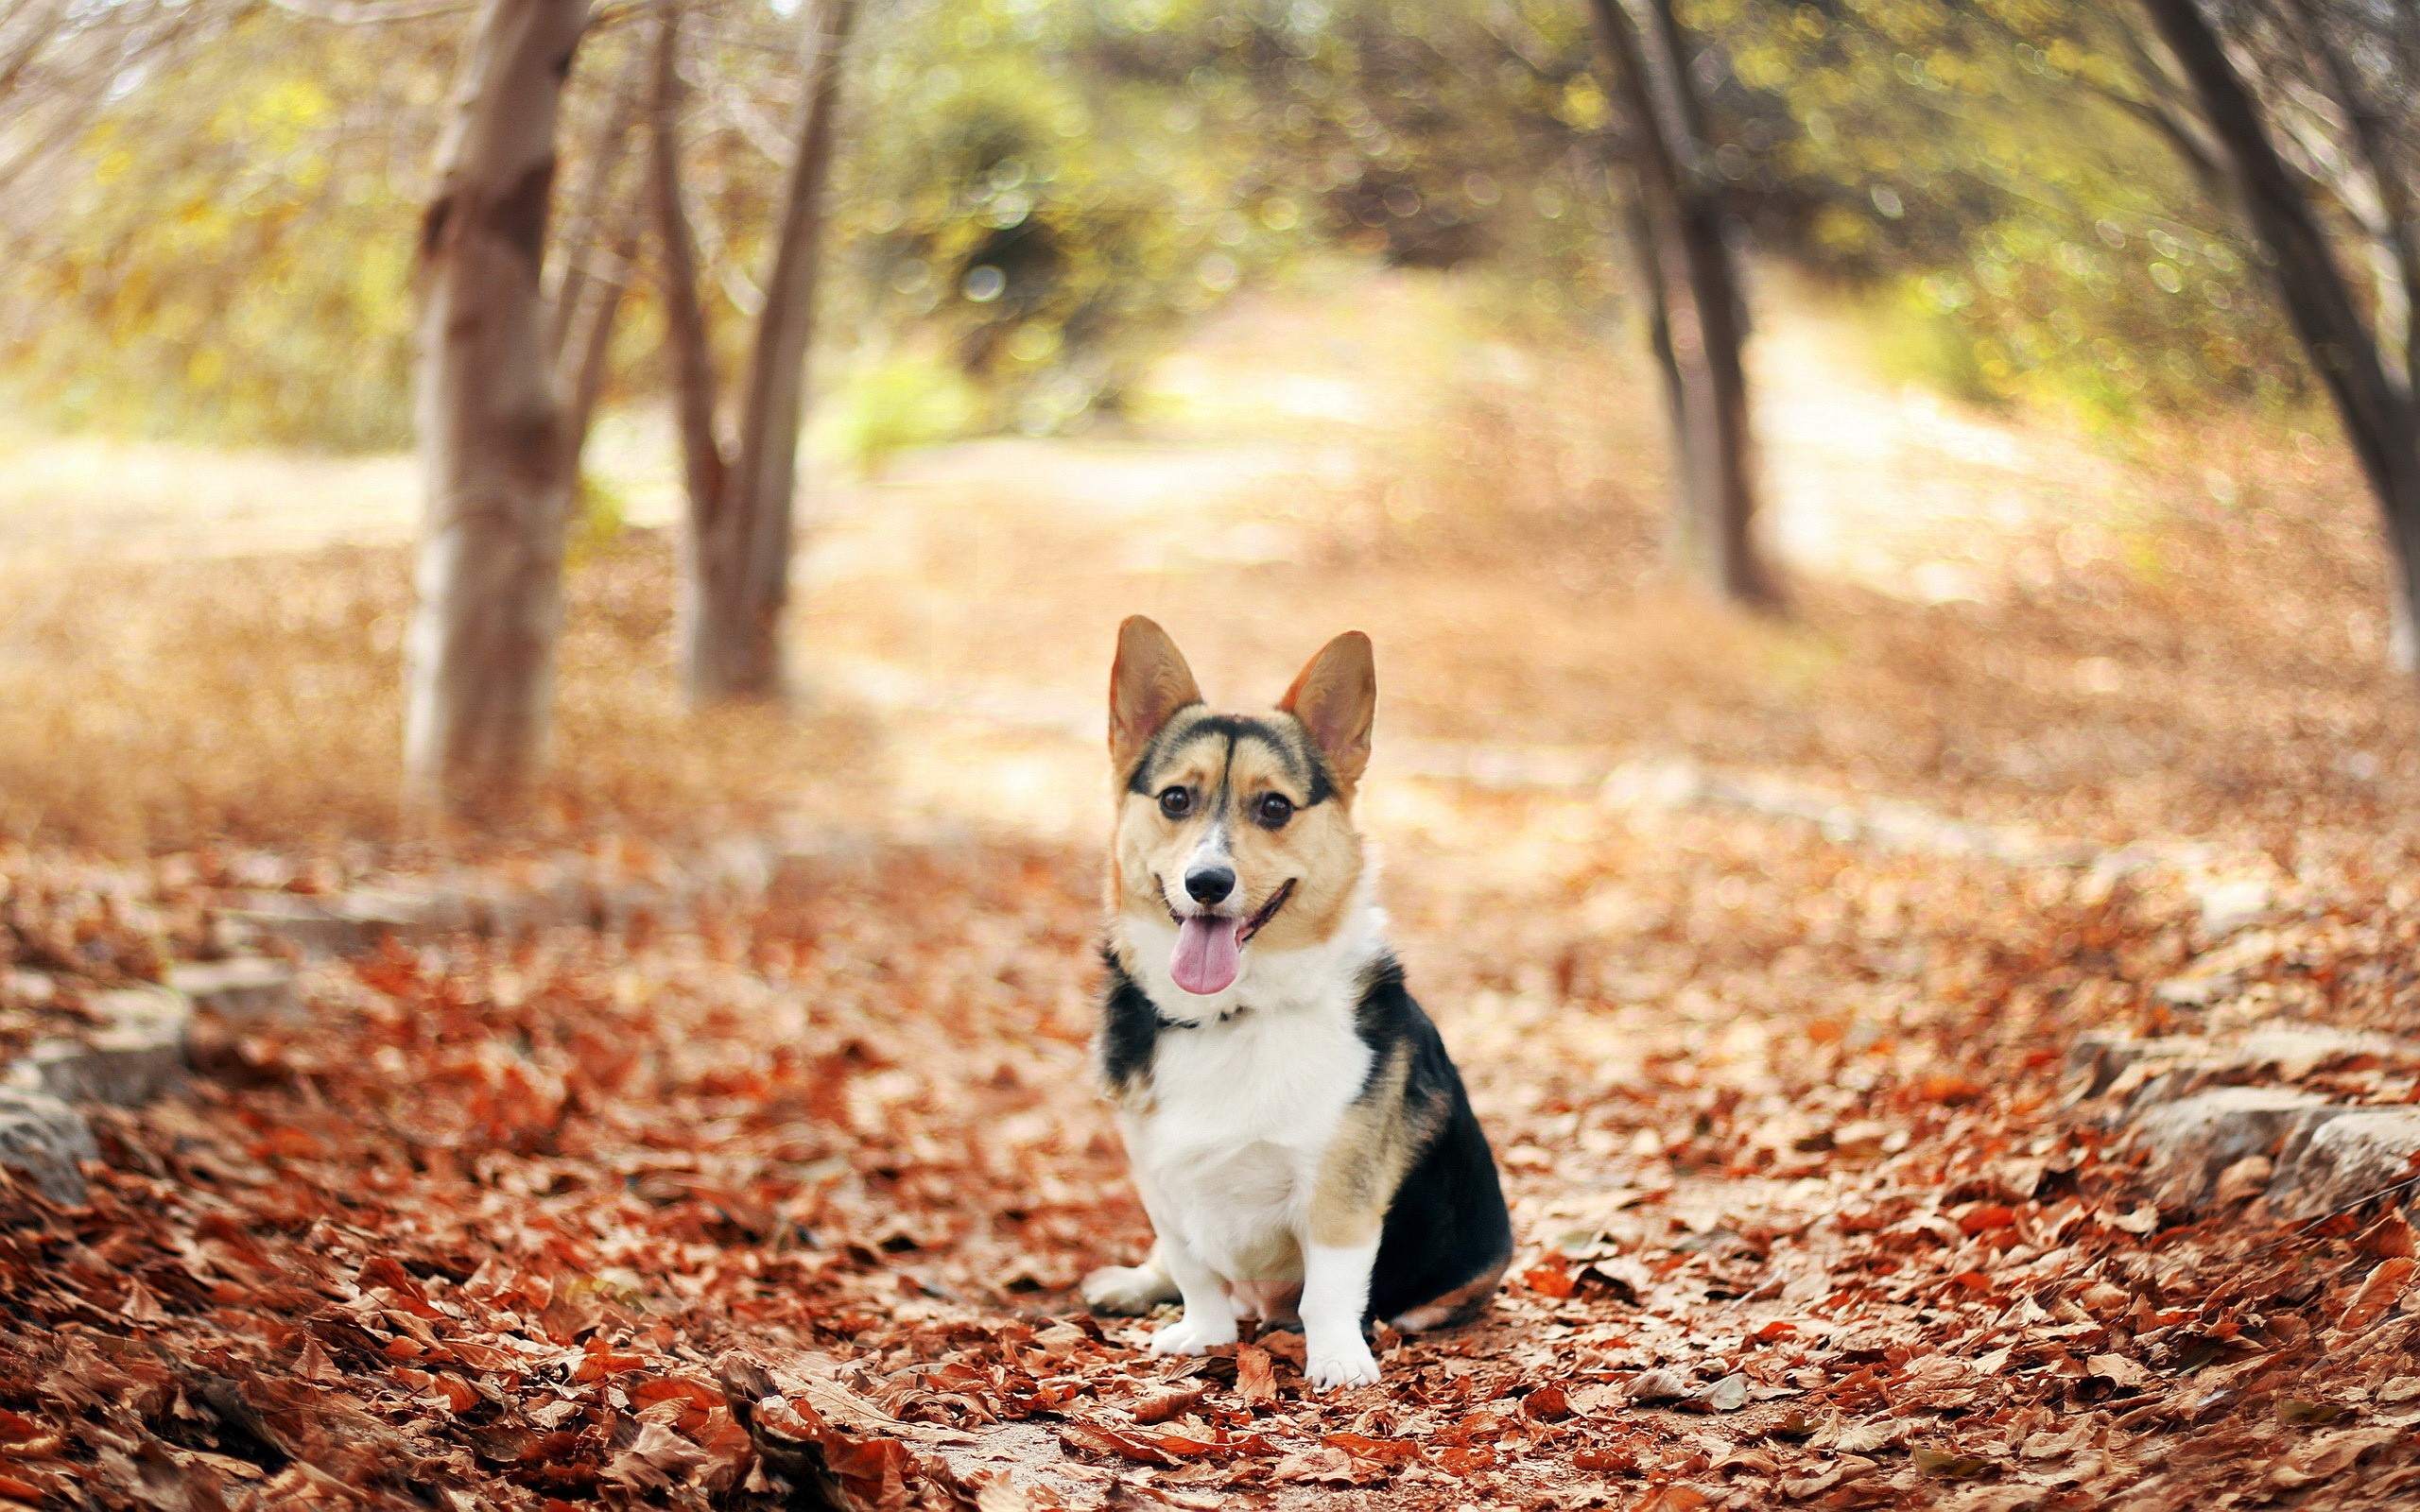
[1114,899,1384,1285]
[1120,1001,1373,1281]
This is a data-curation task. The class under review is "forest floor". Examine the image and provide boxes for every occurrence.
[9,269,2420,1510]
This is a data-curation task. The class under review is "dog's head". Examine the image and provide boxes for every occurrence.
[1106,615,1374,999]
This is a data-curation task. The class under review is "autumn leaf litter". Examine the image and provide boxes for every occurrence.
[12,348,2420,1507]
[3,765,2420,1512]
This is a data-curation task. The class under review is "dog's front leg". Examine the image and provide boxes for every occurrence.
[1146,1229,1238,1357]
[1299,1238,1381,1388]
[1080,1239,1180,1315]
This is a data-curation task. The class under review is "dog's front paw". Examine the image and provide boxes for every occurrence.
[1148,1311,1238,1357]
[1081,1263,1177,1316]
[1305,1339,1381,1390]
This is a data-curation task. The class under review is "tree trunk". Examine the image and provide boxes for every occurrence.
[554,195,638,478]
[1585,0,1777,609]
[1607,161,1691,566]
[2138,0,2420,672]
[1602,160,1684,436]
[648,0,729,534]
[683,0,860,703]
[401,0,592,818]
[547,41,644,370]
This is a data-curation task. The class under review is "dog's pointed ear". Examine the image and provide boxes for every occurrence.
[1280,630,1374,797]
[1110,616,1202,777]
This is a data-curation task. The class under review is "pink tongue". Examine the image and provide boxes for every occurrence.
[1170,915,1243,996]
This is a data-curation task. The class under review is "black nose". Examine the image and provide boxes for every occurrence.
[1184,867,1236,905]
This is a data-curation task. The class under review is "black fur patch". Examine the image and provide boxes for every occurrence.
[1124,710,1336,808]
[1097,947,1162,1096]
[1351,955,1515,1325]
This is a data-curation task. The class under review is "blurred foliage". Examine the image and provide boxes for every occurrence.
[0,0,2335,452]
[810,346,980,468]
[0,10,448,450]
[1686,0,2302,416]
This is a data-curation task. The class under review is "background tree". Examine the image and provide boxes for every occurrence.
[551,42,649,481]
[402,0,593,816]
[2128,0,2420,669]
[0,0,2388,644]
[652,0,861,705]
[1588,0,1774,608]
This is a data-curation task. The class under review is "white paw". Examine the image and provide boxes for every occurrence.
[1305,1339,1381,1390]
[1081,1263,1176,1316]
[1148,1312,1238,1357]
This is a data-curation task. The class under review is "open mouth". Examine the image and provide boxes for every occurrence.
[1166,878,1295,997]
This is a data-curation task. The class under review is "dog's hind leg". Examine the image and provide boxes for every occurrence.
[1080,1241,1180,1315]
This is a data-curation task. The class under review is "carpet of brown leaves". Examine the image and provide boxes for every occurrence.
[9,805,2420,1510]
[10,280,2420,1508]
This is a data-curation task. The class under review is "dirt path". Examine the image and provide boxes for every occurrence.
[0,262,2104,594]
[786,266,2147,838]
[1751,281,2136,606]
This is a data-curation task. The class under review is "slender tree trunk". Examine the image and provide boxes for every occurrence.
[547,42,644,368]
[2293,8,2420,400]
[2138,0,2420,672]
[402,0,592,818]
[555,195,639,477]
[1585,0,1777,609]
[1607,162,1691,565]
[672,0,861,701]
[1602,161,1685,439]
[648,0,729,534]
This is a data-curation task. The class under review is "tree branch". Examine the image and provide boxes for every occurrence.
[267,0,474,26]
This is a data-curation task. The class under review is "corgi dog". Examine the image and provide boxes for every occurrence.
[1080,617,1512,1390]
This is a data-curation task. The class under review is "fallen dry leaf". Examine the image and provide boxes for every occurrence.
[2339,1256,2418,1331]
[1234,1343,1278,1406]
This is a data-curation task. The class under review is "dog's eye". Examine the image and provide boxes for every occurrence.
[1254,793,1294,829]
[1157,786,1193,819]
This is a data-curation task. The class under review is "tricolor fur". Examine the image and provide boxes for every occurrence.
[1081,617,1512,1390]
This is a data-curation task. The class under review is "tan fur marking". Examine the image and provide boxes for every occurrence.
[1306,1041,1440,1248]
[1279,631,1374,797]
[1389,1257,1508,1332]
[1109,616,1202,778]
[1112,710,1363,958]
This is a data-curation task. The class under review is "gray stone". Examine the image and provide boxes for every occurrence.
[2268,1108,2420,1221]
[2231,1025,2416,1081]
[2193,876,2274,940]
[223,892,361,956]
[167,956,299,1022]
[2066,1035,2212,1101]
[2074,1023,2420,1125]
[0,1090,96,1205]
[2133,1087,2329,1207]
[2153,973,2239,1009]
[228,884,465,954]
[5,987,191,1106]
[336,885,451,932]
